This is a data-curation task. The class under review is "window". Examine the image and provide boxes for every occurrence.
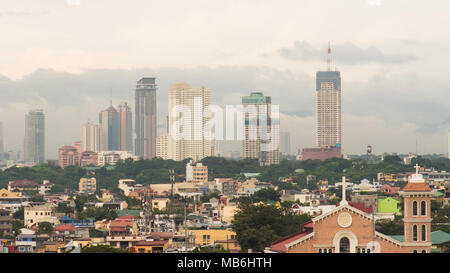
[421,201,426,216]
[412,201,418,216]
[421,225,426,241]
[339,237,350,253]
[329,248,333,253]
[413,250,418,253]
[318,249,322,253]
[323,249,327,253]
[413,225,418,241]
[421,250,426,253]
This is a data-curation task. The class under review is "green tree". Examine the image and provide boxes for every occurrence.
[37,222,54,235]
[232,204,311,252]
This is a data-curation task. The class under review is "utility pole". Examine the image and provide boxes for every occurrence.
[184,202,188,252]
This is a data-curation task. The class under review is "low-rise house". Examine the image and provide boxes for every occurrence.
[15,228,36,253]
[8,179,40,192]
[381,184,400,196]
[0,188,30,212]
[59,216,95,228]
[0,209,14,236]
[152,198,170,211]
[108,215,139,236]
[377,197,401,214]
[118,179,137,196]
[106,235,147,249]
[24,203,59,228]
[130,239,169,253]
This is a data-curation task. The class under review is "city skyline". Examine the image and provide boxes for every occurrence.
[0,1,449,158]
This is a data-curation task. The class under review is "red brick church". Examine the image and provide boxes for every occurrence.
[267,165,432,253]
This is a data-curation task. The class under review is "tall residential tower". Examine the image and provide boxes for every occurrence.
[316,45,342,149]
[118,102,133,152]
[99,104,120,151]
[168,82,211,161]
[242,92,280,166]
[82,121,100,152]
[135,78,157,159]
[24,110,45,165]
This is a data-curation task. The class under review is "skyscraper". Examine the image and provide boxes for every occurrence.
[280,131,291,156]
[82,121,100,152]
[242,92,280,166]
[117,102,133,152]
[168,82,211,161]
[448,130,450,159]
[316,45,341,149]
[0,122,4,157]
[24,110,45,165]
[135,78,157,159]
[99,104,120,151]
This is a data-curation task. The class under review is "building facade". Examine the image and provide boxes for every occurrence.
[156,134,169,160]
[242,92,279,166]
[79,178,97,194]
[117,102,133,152]
[268,168,432,253]
[24,110,45,165]
[99,105,120,151]
[316,70,341,148]
[135,78,157,159]
[168,82,211,161]
[82,121,100,152]
[58,142,82,169]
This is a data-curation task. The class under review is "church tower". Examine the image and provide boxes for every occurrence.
[399,164,432,253]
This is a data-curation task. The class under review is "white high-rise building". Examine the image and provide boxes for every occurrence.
[316,46,341,149]
[448,130,450,159]
[168,82,211,161]
[82,121,100,152]
[156,134,169,160]
[0,121,4,156]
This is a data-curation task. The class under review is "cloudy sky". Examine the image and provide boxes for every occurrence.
[0,0,449,159]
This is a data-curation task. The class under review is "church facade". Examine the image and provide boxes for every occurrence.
[268,165,432,253]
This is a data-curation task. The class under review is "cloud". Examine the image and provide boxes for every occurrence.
[279,41,419,65]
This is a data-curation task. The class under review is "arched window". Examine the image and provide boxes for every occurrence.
[421,225,426,241]
[329,248,333,253]
[413,201,418,216]
[413,250,418,253]
[318,249,322,253]
[413,225,418,241]
[421,201,426,216]
[421,250,426,253]
[339,237,350,253]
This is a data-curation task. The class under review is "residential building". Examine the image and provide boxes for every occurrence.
[168,82,211,161]
[80,151,98,167]
[302,145,343,161]
[118,179,137,196]
[377,197,401,214]
[58,142,82,169]
[242,92,279,166]
[82,121,100,152]
[0,189,29,212]
[135,77,157,159]
[0,122,3,157]
[130,240,169,253]
[186,160,208,183]
[79,178,97,194]
[316,46,341,148]
[97,150,136,166]
[99,104,120,151]
[24,109,45,165]
[156,134,169,160]
[117,102,133,152]
[0,209,13,236]
[187,229,237,247]
[24,204,59,228]
[280,131,291,156]
[15,228,36,253]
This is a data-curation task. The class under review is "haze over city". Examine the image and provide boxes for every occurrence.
[0,0,449,158]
